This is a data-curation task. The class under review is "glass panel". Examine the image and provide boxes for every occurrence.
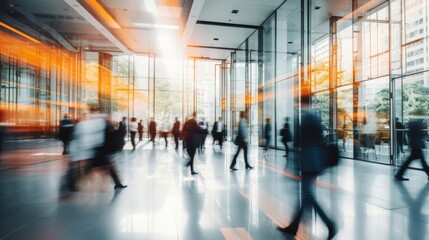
[337,20,353,86]
[359,2,390,81]
[337,86,353,158]
[356,77,390,163]
[249,31,259,144]
[402,0,429,75]
[276,0,300,149]
[395,72,429,168]
[262,14,276,146]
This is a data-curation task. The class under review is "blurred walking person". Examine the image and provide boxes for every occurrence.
[129,117,137,150]
[149,118,157,146]
[66,110,126,192]
[277,96,336,239]
[280,117,292,157]
[264,118,272,152]
[118,117,127,150]
[395,117,429,181]
[198,118,208,151]
[172,117,181,149]
[212,117,225,149]
[395,117,405,156]
[161,119,170,147]
[230,111,253,171]
[138,120,143,141]
[183,112,203,175]
[59,114,74,154]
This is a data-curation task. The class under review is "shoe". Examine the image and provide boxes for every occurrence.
[114,185,127,189]
[246,165,254,170]
[191,171,198,175]
[284,154,288,157]
[394,175,409,181]
[276,226,297,235]
[230,167,238,171]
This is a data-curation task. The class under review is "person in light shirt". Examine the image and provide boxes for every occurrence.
[161,119,170,147]
[129,117,138,150]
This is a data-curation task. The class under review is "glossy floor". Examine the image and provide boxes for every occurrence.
[0,139,428,240]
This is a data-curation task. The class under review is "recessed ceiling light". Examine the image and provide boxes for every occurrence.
[84,47,90,50]
[64,8,69,11]
[213,38,219,41]
[231,10,239,14]
[315,6,321,10]
[288,41,293,44]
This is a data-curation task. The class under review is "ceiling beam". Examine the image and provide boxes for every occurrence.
[13,6,77,52]
[196,20,259,29]
[64,0,131,54]
[182,0,206,45]
[187,45,236,51]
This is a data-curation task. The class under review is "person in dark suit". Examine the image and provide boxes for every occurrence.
[59,114,74,154]
[264,118,272,151]
[172,117,181,149]
[138,120,143,141]
[149,118,157,146]
[277,96,336,239]
[212,117,226,149]
[280,117,292,157]
[230,111,253,171]
[183,112,203,175]
[395,117,405,156]
[198,118,208,151]
[182,117,188,150]
[118,117,127,150]
[395,117,429,181]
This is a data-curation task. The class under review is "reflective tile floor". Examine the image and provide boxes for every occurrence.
[1,138,429,240]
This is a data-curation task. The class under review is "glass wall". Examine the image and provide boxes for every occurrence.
[275,0,300,149]
[0,28,82,139]
[223,0,429,169]
[261,14,276,147]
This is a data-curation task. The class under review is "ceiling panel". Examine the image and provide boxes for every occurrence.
[189,24,255,48]
[199,0,284,26]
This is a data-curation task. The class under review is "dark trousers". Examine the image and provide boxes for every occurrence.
[138,131,143,141]
[283,140,289,155]
[62,139,70,154]
[130,131,136,148]
[213,133,223,147]
[86,154,122,186]
[264,136,271,150]
[174,134,179,149]
[287,172,334,233]
[230,143,249,168]
[186,147,196,172]
[66,157,122,190]
[396,148,429,177]
[150,133,156,143]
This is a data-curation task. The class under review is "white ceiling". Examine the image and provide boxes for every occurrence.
[0,0,359,58]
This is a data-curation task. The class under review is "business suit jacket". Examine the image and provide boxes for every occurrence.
[183,118,203,148]
[172,120,180,136]
[149,121,157,136]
